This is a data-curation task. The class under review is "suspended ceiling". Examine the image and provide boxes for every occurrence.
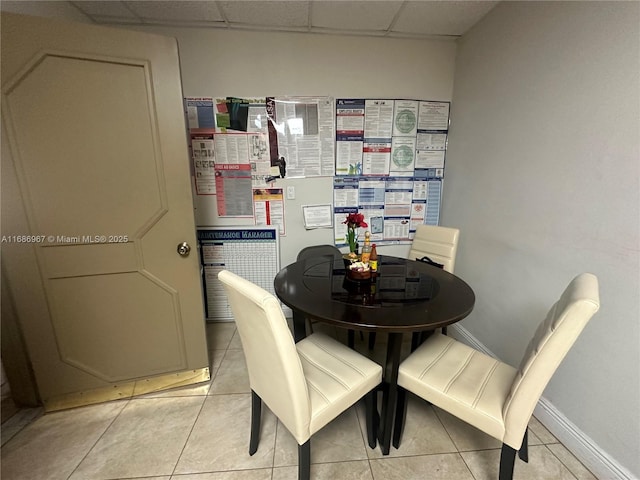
[67,1,499,39]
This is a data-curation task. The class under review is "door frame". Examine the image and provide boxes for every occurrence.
[1,267,40,407]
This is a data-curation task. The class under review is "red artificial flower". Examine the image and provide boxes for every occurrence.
[343,213,368,228]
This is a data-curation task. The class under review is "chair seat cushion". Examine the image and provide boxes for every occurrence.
[297,333,382,436]
[398,333,517,441]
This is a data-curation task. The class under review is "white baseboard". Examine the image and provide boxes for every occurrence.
[534,398,636,480]
[449,324,636,480]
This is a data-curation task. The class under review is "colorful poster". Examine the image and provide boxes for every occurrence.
[191,131,216,195]
[336,99,365,175]
[334,98,449,243]
[185,97,215,129]
[253,188,286,235]
[214,164,253,217]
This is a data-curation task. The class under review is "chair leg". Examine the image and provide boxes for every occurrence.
[392,386,408,449]
[410,332,421,352]
[365,389,377,448]
[293,311,306,343]
[249,390,261,455]
[518,428,529,462]
[368,332,376,350]
[499,444,517,480]
[441,326,448,335]
[298,440,311,480]
[347,330,355,349]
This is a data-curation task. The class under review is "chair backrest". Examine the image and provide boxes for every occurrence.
[297,244,342,261]
[502,273,600,448]
[217,269,312,443]
[408,225,460,273]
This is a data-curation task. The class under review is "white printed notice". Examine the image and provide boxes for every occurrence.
[364,99,394,139]
[214,133,250,164]
[418,101,450,131]
[274,96,335,177]
[416,150,445,169]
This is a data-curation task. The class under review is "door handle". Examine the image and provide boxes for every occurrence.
[177,242,191,257]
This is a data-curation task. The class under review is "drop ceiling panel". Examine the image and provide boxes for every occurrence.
[71,1,137,19]
[393,1,499,36]
[218,0,309,28]
[126,1,225,23]
[311,1,402,32]
[63,0,498,38]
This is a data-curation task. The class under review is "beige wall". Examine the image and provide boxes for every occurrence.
[444,2,639,478]
[136,26,458,266]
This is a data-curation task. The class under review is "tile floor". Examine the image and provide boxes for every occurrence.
[1,322,598,480]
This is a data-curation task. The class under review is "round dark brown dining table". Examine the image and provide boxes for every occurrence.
[274,254,475,455]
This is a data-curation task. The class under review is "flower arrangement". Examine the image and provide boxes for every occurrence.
[343,212,368,257]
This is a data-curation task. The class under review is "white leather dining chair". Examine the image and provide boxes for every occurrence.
[368,224,461,350]
[296,244,364,348]
[408,224,460,339]
[296,245,342,334]
[408,224,460,273]
[218,270,383,480]
[393,273,600,480]
[297,244,343,263]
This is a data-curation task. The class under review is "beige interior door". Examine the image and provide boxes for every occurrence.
[1,13,209,411]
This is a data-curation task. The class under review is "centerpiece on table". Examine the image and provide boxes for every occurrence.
[343,212,368,260]
[346,261,372,281]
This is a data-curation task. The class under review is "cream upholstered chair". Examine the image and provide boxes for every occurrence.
[296,244,340,339]
[297,244,342,263]
[408,224,460,273]
[408,225,460,339]
[296,245,363,347]
[218,270,382,480]
[368,225,461,349]
[393,273,600,480]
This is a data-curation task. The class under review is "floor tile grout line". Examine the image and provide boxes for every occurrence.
[168,322,229,478]
[351,397,379,479]
[208,341,237,396]
[0,405,44,447]
[428,398,461,451]
[544,443,592,480]
[207,349,223,382]
[64,397,131,480]
[430,399,484,479]
[373,450,487,461]
[169,391,210,477]
[231,323,279,479]
[549,444,582,480]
